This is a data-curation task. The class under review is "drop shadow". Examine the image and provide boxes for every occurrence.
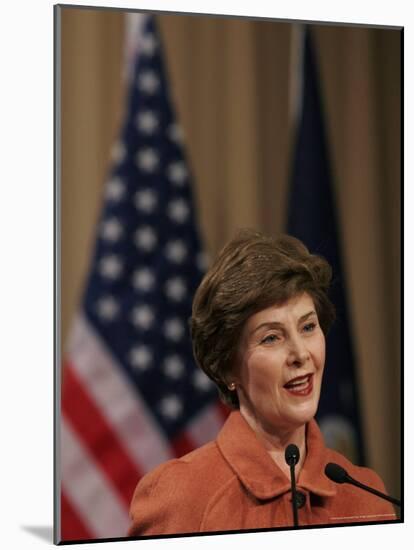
[21,525,54,543]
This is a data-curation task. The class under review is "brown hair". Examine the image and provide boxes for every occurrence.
[190,229,335,409]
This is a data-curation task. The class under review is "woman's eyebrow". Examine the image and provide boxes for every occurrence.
[251,310,317,336]
[251,321,283,335]
[299,310,317,322]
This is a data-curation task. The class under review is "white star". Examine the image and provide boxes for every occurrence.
[134,226,157,252]
[140,33,158,56]
[136,110,159,134]
[167,161,188,186]
[165,240,188,264]
[105,177,126,202]
[167,198,190,224]
[196,251,210,272]
[167,123,184,144]
[131,305,155,330]
[137,70,160,95]
[132,267,155,292]
[111,141,126,164]
[98,255,123,280]
[192,370,213,391]
[134,189,158,213]
[165,277,187,302]
[96,296,119,321]
[101,218,123,242]
[135,147,159,173]
[163,355,185,379]
[164,318,185,342]
[159,395,183,420]
[129,345,153,371]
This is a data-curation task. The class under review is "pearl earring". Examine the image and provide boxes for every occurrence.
[228,382,236,391]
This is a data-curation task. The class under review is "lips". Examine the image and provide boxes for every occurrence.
[283,374,313,396]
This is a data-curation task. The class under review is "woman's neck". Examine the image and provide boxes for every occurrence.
[239,408,307,480]
[266,433,307,480]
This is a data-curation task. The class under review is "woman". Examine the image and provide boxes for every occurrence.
[128,229,396,535]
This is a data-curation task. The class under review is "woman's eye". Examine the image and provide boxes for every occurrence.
[303,322,316,333]
[261,334,279,344]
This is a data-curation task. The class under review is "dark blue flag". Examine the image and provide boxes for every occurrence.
[287,27,365,464]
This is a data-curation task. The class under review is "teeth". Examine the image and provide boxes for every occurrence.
[286,375,310,389]
[290,382,307,389]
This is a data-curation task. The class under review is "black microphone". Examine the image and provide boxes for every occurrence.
[285,444,300,526]
[325,463,401,507]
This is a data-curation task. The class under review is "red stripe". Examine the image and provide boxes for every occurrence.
[62,361,141,507]
[172,400,230,458]
[171,430,196,457]
[215,399,231,422]
[60,490,92,542]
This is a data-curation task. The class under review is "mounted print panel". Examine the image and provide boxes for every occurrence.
[55,5,402,544]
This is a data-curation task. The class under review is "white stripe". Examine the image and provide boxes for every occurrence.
[61,417,130,538]
[187,403,224,447]
[67,313,173,473]
[123,13,149,83]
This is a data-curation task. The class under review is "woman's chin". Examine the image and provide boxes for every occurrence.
[283,403,318,429]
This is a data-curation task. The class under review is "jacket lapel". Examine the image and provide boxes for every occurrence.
[217,411,337,500]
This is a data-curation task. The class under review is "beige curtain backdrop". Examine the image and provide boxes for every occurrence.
[59,8,401,500]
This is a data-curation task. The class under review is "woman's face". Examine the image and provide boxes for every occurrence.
[234,292,326,436]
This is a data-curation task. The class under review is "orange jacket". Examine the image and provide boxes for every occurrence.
[128,411,397,536]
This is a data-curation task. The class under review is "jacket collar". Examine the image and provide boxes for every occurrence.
[217,411,337,501]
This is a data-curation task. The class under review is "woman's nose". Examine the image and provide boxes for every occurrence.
[286,336,310,367]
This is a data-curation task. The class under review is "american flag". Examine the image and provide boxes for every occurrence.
[60,13,228,542]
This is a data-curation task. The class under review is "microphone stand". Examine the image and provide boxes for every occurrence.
[285,444,300,527]
[325,463,401,508]
[346,475,401,507]
[288,460,299,527]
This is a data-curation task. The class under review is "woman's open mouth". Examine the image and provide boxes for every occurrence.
[283,374,313,396]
